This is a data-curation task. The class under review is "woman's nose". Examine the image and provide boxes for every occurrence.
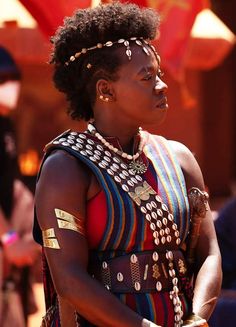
[154,77,168,94]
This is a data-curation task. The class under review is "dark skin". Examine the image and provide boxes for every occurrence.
[35,45,222,326]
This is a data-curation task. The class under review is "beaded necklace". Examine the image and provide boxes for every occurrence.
[87,122,148,174]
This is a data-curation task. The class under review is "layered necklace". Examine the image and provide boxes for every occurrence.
[87,122,148,174]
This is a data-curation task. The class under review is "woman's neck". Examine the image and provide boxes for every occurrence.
[91,120,140,154]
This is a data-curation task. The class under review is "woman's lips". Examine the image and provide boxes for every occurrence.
[156,96,168,109]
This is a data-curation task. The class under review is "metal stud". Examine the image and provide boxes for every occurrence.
[172,224,178,230]
[98,162,106,169]
[153,231,159,238]
[89,156,97,162]
[105,150,111,157]
[176,238,181,245]
[87,139,94,145]
[80,150,87,156]
[113,157,120,163]
[156,281,162,291]
[168,213,174,221]
[94,154,100,161]
[102,261,108,269]
[94,150,101,156]
[175,231,180,238]
[161,236,166,244]
[151,201,157,208]
[119,173,126,180]
[160,229,165,236]
[141,206,147,214]
[111,166,118,172]
[117,272,124,282]
[162,217,168,225]
[86,144,93,150]
[166,251,173,261]
[76,138,84,144]
[76,143,83,149]
[131,177,138,184]
[86,150,93,156]
[134,282,141,291]
[151,212,157,219]
[156,220,162,228]
[145,214,151,221]
[97,145,103,151]
[127,180,134,187]
[101,160,109,166]
[114,176,121,183]
[104,156,111,162]
[152,252,159,261]
[154,238,160,245]
[157,209,163,217]
[161,203,168,211]
[155,195,162,202]
[150,223,156,231]
[122,184,129,192]
[107,169,114,176]
[130,254,138,264]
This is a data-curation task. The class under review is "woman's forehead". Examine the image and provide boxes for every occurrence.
[115,44,160,73]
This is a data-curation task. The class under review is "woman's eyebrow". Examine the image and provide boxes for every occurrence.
[136,65,159,76]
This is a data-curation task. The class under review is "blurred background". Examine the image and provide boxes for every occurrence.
[0,0,236,326]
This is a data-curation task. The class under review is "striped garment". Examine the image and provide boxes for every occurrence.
[35,130,191,327]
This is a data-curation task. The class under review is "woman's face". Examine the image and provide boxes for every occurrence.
[111,44,168,128]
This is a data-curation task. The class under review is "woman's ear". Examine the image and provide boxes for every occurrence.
[96,79,116,103]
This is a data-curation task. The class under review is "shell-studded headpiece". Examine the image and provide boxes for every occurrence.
[64,37,160,66]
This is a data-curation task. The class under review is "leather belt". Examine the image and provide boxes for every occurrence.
[89,250,188,293]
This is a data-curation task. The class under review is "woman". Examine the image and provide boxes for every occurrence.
[34,3,222,327]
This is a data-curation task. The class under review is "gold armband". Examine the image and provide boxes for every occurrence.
[55,208,85,236]
[42,228,60,249]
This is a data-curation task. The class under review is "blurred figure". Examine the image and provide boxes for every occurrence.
[0,46,39,326]
[214,196,236,290]
[208,196,236,327]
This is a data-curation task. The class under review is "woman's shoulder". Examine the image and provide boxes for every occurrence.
[37,148,91,197]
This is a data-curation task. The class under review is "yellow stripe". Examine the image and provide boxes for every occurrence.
[54,208,83,223]
[57,219,85,236]
[43,238,60,249]
[42,228,55,239]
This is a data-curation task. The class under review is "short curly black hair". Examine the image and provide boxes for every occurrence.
[51,2,159,121]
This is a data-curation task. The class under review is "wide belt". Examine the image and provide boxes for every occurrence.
[89,250,188,293]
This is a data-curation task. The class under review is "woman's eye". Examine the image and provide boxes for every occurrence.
[142,74,152,81]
